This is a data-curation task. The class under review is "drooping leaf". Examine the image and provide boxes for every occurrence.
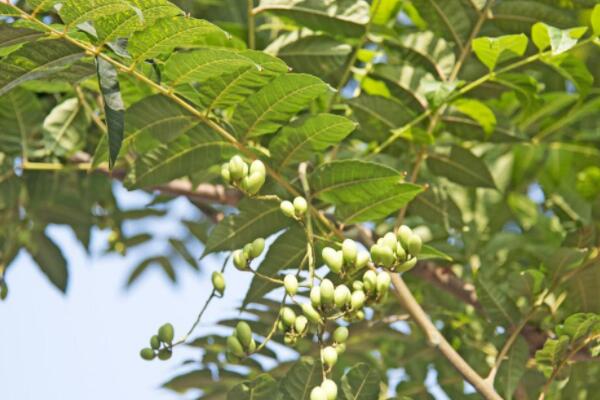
[592,4,600,36]
[427,146,497,189]
[496,337,529,400]
[348,94,414,141]
[472,34,528,70]
[410,0,475,49]
[58,0,135,28]
[26,230,69,293]
[340,363,382,400]
[203,199,290,255]
[232,73,329,138]
[0,88,44,157]
[227,374,280,400]
[531,23,587,54]
[96,57,125,169]
[408,186,464,229]
[0,24,44,49]
[269,113,356,169]
[42,98,89,157]
[451,98,496,136]
[280,358,323,400]
[476,272,519,326]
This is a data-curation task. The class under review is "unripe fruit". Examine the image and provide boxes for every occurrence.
[158,348,172,360]
[241,172,265,195]
[381,232,398,250]
[158,323,174,344]
[322,247,343,273]
[280,200,296,218]
[351,290,366,310]
[333,326,349,343]
[233,249,248,270]
[322,346,338,368]
[362,270,377,292]
[397,225,412,248]
[407,234,422,256]
[140,348,155,361]
[355,310,365,320]
[226,352,241,364]
[371,244,395,267]
[212,271,226,294]
[249,238,265,258]
[376,271,391,294]
[293,196,308,215]
[320,279,335,306]
[247,339,257,353]
[311,386,327,400]
[294,315,308,334]
[342,239,358,264]
[235,321,253,348]
[280,307,296,327]
[284,274,298,296]
[395,242,407,262]
[220,163,231,183]
[228,155,247,180]
[334,284,351,309]
[335,343,346,354]
[352,280,364,291]
[284,334,295,345]
[310,286,321,308]
[321,379,338,400]
[249,159,266,176]
[397,257,417,272]
[227,335,245,357]
[243,243,253,258]
[277,320,286,333]
[150,335,160,350]
[356,251,370,269]
[302,302,322,324]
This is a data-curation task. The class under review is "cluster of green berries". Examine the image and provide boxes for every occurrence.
[322,238,370,275]
[226,321,256,362]
[308,328,347,399]
[280,196,308,219]
[278,306,309,345]
[369,225,422,272]
[231,237,265,270]
[140,323,174,361]
[221,155,266,195]
[310,378,338,400]
[211,271,225,296]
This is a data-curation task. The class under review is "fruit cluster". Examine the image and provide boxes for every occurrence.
[226,321,256,362]
[231,237,265,270]
[140,323,175,361]
[280,196,308,219]
[221,155,266,195]
[369,225,422,272]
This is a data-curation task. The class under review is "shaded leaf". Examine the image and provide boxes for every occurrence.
[96,57,125,169]
[427,146,497,189]
[340,363,382,400]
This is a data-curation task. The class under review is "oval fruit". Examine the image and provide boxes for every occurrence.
[158,323,174,344]
[235,321,253,348]
[227,335,245,357]
[322,247,343,273]
[321,379,338,400]
[280,200,296,218]
[211,271,226,294]
[284,274,298,296]
[333,326,349,343]
[249,238,265,258]
[342,239,357,264]
[322,346,338,368]
[320,279,335,306]
[140,348,155,361]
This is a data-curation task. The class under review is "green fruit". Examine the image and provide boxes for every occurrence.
[381,232,398,250]
[247,338,257,353]
[150,335,160,350]
[226,352,241,364]
[284,274,298,296]
[158,323,174,344]
[333,326,349,343]
[321,379,338,400]
[352,280,364,291]
[280,200,296,218]
[250,159,266,176]
[302,302,323,324]
[322,247,343,273]
[294,315,308,334]
[243,243,253,257]
[362,270,377,292]
[397,257,417,272]
[140,348,155,361]
[293,196,308,215]
[322,346,338,368]
[249,238,265,258]
[211,271,226,294]
[342,239,357,264]
[395,242,407,262]
[310,286,321,308]
[227,335,245,357]
[407,234,422,256]
[233,249,248,270]
[334,284,351,309]
[158,348,172,360]
[320,279,335,306]
[280,307,297,327]
[372,244,395,267]
[351,290,366,310]
[355,251,370,269]
[229,155,247,180]
[277,320,286,333]
[376,271,391,294]
[355,310,365,321]
[0,280,7,300]
[284,334,295,345]
[235,321,253,348]
[241,172,265,195]
[220,163,231,183]
[310,386,327,400]
[335,343,346,354]
[397,225,412,248]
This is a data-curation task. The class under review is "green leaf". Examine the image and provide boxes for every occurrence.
[169,238,199,270]
[26,231,69,293]
[96,57,124,169]
[256,0,370,38]
[227,374,280,400]
[472,34,528,70]
[531,23,588,54]
[58,0,135,28]
[408,186,463,229]
[126,125,235,188]
[371,0,401,26]
[348,94,414,142]
[280,358,323,400]
[335,183,423,223]
[340,363,382,400]
[427,146,497,189]
[566,263,600,313]
[203,199,290,255]
[164,49,258,87]
[127,16,226,62]
[547,53,593,96]
[269,113,356,169]
[419,244,453,261]
[242,226,306,308]
[543,247,587,283]
[42,98,89,157]
[410,0,475,49]
[451,98,496,136]
[496,337,529,400]
[371,63,433,109]
[232,73,329,138]
[592,4,600,36]
[0,88,44,157]
[491,1,575,34]
[476,272,519,326]
[0,39,83,96]
[310,160,404,205]
[0,3,20,16]
[0,25,44,49]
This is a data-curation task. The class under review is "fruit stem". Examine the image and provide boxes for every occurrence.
[298,163,316,286]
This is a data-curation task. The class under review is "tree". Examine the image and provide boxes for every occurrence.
[1,0,600,398]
